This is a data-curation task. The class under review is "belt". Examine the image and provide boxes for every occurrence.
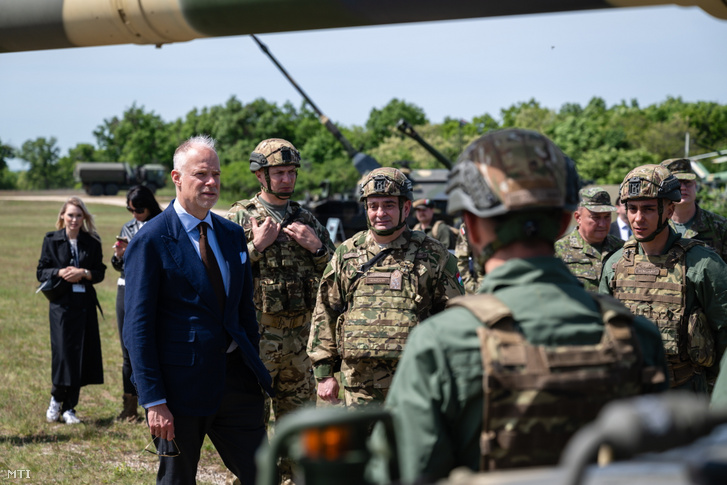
[667,358,700,387]
[258,312,311,329]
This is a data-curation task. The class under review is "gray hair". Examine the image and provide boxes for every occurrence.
[173,134,217,171]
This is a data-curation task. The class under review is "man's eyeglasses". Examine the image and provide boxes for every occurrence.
[143,437,181,458]
[127,206,146,214]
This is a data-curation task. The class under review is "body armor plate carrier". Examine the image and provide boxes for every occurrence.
[449,292,662,471]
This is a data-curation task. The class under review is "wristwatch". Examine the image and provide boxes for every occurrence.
[84,269,90,278]
[313,246,327,257]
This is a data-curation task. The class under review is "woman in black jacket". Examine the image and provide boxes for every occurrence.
[37,197,106,424]
[110,185,162,421]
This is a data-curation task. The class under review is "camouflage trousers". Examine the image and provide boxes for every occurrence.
[340,358,397,407]
[259,312,316,423]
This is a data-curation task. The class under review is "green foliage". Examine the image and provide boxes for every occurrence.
[696,186,727,217]
[365,98,428,147]
[16,137,62,189]
[8,95,727,197]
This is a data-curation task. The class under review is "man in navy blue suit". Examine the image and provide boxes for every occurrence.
[124,135,273,485]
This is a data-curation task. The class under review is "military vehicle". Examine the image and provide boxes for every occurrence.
[257,392,727,485]
[73,161,167,196]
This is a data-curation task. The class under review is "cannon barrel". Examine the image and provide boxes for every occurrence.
[396,119,454,171]
[1,1,726,54]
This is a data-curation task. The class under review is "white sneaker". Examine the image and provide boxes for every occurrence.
[62,409,81,425]
[46,397,61,422]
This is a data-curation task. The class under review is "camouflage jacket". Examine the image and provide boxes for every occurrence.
[555,228,623,291]
[307,228,464,385]
[670,204,727,263]
[454,222,484,294]
[226,195,335,317]
[412,220,455,249]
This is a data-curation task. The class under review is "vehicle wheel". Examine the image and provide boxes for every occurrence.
[88,184,104,196]
[105,184,119,196]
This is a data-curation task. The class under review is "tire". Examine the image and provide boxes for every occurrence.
[105,183,119,196]
[88,184,104,196]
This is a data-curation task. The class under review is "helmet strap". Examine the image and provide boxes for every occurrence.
[630,199,668,243]
[260,168,295,200]
[365,197,407,237]
[475,212,560,267]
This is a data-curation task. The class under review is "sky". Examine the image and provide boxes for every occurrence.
[1,5,726,171]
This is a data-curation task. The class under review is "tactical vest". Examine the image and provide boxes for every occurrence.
[610,238,715,385]
[448,292,657,471]
[239,199,321,316]
[339,231,427,362]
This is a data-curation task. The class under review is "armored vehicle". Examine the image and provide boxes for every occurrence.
[257,392,727,485]
[73,161,167,196]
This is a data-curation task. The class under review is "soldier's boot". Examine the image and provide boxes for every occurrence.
[116,393,139,422]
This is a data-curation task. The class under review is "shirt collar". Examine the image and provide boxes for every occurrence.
[173,199,213,233]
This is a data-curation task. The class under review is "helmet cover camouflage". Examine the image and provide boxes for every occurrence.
[660,158,697,181]
[579,187,616,213]
[359,167,413,202]
[619,164,681,202]
[446,129,578,218]
[249,138,301,173]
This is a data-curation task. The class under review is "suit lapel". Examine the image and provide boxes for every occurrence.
[162,207,222,316]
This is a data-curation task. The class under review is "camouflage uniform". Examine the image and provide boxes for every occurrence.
[600,164,727,392]
[412,198,456,249]
[377,130,668,483]
[454,222,484,294]
[662,158,727,263]
[226,139,336,426]
[555,187,623,291]
[308,168,463,407]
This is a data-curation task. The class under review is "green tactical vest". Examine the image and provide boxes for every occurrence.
[339,231,427,362]
[239,199,321,316]
[610,238,714,385]
[448,292,657,471]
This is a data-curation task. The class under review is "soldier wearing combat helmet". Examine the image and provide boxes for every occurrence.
[226,138,335,435]
[600,163,727,393]
[307,166,463,407]
[661,157,727,264]
[380,130,668,482]
[555,187,624,291]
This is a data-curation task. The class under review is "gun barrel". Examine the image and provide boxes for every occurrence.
[396,119,453,170]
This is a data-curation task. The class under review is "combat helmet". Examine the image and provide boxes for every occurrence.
[446,128,579,264]
[619,164,681,242]
[358,167,413,236]
[250,138,301,199]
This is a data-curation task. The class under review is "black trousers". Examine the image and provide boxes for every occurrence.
[51,384,80,412]
[154,349,266,485]
[115,284,136,395]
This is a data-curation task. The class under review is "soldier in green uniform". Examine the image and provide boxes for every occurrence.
[600,163,727,393]
[380,129,668,483]
[307,167,464,408]
[226,138,335,425]
[661,158,727,263]
[454,222,484,294]
[412,198,455,249]
[555,187,623,291]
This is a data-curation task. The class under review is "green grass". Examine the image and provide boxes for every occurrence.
[0,199,228,484]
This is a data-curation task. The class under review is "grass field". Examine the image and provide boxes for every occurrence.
[0,197,229,484]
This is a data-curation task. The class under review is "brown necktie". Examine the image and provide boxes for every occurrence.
[198,222,226,311]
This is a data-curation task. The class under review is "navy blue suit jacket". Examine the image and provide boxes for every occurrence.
[123,203,272,416]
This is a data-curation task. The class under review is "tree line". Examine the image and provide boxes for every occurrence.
[1,95,726,205]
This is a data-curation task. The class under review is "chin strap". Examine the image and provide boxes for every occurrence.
[630,199,669,243]
[261,168,295,200]
[366,198,407,237]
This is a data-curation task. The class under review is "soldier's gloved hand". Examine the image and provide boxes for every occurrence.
[252,216,281,252]
[283,222,322,253]
[317,377,341,404]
